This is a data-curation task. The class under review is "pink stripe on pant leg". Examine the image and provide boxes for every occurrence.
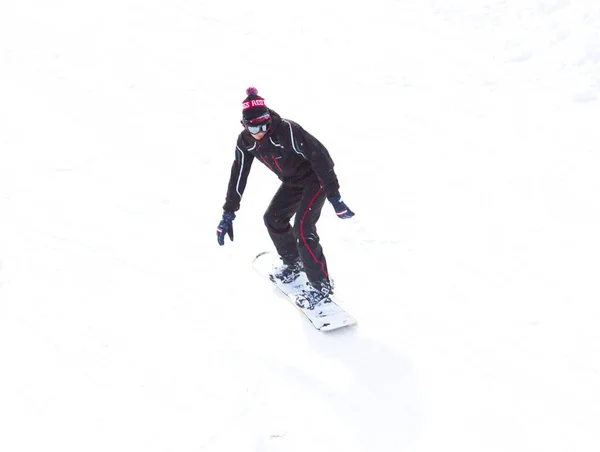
[300,187,328,278]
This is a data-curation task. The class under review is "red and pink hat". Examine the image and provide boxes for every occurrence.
[242,87,270,122]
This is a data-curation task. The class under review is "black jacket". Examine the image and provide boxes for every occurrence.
[223,110,340,212]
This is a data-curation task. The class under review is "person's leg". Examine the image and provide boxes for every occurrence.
[293,181,331,291]
[264,183,303,263]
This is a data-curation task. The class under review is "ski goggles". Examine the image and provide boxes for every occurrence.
[244,113,271,134]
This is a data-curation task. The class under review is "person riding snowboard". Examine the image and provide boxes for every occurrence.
[217,87,355,301]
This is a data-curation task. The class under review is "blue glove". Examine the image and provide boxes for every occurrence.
[217,211,236,246]
[327,194,355,219]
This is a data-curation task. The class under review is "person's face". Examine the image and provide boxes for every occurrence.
[251,131,267,140]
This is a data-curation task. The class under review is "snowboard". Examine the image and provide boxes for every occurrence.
[252,251,357,331]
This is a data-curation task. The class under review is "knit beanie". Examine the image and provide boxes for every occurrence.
[242,87,269,122]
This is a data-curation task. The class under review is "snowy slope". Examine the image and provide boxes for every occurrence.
[1,1,599,451]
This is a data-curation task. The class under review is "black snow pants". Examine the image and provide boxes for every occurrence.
[263,178,330,287]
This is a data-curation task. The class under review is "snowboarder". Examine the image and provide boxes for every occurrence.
[217,87,355,300]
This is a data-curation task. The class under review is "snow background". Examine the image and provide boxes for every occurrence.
[1,0,599,450]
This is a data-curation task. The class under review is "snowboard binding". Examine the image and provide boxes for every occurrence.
[269,259,303,284]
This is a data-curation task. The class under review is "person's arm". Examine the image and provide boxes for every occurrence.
[223,136,255,212]
[288,122,340,198]
[295,124,355,219]
[217,136,255,246]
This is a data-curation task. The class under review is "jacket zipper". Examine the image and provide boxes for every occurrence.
[259,155,273,171]
[271,155,282,173]
[256,140,281,173]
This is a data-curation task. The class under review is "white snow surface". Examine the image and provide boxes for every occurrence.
[1,1,599,451]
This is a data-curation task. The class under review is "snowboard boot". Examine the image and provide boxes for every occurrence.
[270,258,303,284]
[311,279,333,297]
[296,279,333,310]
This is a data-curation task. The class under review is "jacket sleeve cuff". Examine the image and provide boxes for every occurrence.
[325,187,340,199]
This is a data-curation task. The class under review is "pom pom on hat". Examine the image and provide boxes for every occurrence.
[242,87,268,121]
